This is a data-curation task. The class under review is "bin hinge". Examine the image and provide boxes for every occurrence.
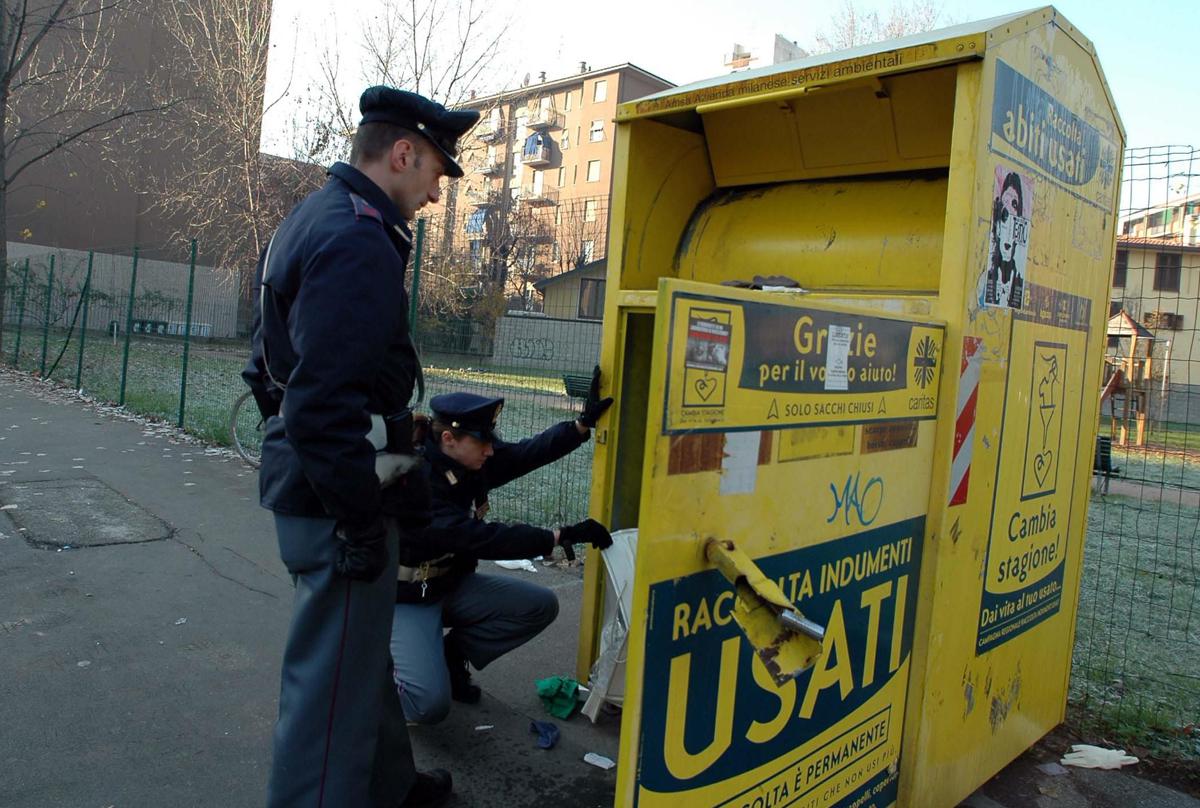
[704,538,824,685]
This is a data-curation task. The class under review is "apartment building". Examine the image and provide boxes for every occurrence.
[435,63,673,311]
[1108,194,1200,422]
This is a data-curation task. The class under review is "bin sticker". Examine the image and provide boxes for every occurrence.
[666,293,944,434]
[982,164,1032,310]
[1013,283,1092,333]
[778,426,856,462]
[635,517,924,808]
[684,309,733,408]
[988,59,1118,210]
[861,421,919,455]
[947,336,983,507]
[1022,344,1066,500]
[976,332,1086,654]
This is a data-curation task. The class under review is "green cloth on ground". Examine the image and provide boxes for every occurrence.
[535,675,580,719]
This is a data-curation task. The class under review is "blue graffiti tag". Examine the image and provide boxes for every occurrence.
[827,472,884,526]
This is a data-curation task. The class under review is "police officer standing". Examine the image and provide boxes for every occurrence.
[389,373,615,724]
[244,87,477,808]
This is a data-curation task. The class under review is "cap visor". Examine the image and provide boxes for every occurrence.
[425,137,465,178]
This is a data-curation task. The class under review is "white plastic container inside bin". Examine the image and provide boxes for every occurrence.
[581,528,636,722]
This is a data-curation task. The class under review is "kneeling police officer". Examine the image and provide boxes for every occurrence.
[244,86,477,808]
[391,374,614,723]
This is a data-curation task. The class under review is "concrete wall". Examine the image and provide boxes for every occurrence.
[491,314,601,372]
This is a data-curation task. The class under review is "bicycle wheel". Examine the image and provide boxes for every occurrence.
[230,390,263,468]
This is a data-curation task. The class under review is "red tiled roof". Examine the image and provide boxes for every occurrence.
[1117,236,1200,252]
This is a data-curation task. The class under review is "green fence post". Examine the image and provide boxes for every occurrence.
[39,256,55,377]
[409,218,425,336]
[74,251,94,390]
[177,239,197,428]
[119,247,140,406]
[11,258,30,367]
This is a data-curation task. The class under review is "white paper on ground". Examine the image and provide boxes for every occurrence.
[583,752,615,770]
[493,559,538,572]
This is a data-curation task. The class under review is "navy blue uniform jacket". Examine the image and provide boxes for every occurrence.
[243,162,421,523]
[395,420,587,603]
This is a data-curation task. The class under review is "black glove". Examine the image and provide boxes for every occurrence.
[559,518,613,551]
[334,515,389,582]
[579,365,614,429]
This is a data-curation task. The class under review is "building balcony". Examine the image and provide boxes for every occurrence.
[466,188,501,208]
[524,228,555,243]
[521,145,551,166]
[476,123,505,144]
[478,158,505,177]
[528,108,562,130]
[521,184,559,206]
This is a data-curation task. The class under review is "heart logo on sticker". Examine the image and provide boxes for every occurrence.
[1034,451,1053,486]
[694,377,717,401]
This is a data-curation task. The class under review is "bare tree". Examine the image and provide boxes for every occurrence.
[155,0,323,285]
[552,195,608,275]
[362,0,509,107]
[812,0,943,53]
[0,0,175,353]
[294,0,511,169]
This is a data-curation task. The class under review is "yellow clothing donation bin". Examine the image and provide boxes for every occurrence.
[576,7,1124,808]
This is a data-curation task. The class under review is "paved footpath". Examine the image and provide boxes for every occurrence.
[0,370,1194,808]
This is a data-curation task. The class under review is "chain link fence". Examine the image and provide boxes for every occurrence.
[1,215,604,529]
[1070,145,1200,758]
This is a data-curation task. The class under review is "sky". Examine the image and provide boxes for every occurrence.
[262,0,1200,156]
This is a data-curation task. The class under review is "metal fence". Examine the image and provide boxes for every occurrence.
[1070,145,1200,758]
[1,225,603,530]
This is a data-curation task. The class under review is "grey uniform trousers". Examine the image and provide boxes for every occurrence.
[390,572,559,724]
[268,514,417,808]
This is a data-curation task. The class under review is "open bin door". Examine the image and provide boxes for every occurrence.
[612,278,945,807]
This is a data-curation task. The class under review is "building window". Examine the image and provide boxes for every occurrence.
[555,205,562,226]
[465,209,487,234]
[579,278,605,319]
[1153,252,1181,292]
[558,167,565,186]
[589,119,604,142]
[561,130,570,150]
[582,240,595,262]
[564,90,573,112]
[584,199,597,222]
[593,79,607,103]
[1112,249,1127,287]
[552,242,560,261]
[586,160,601,182]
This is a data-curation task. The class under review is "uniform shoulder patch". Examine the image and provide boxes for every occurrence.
[349,192,383,224]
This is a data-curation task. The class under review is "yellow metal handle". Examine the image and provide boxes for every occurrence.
[704,539,824,685]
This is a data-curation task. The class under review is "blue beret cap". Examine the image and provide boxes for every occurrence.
[358,86,480,178]
[430,392,505,442]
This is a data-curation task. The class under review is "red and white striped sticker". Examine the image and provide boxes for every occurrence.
[948,336,983,506]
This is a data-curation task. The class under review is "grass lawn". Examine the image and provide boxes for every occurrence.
[3,325,591,528]
[1071,491,1200,757]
